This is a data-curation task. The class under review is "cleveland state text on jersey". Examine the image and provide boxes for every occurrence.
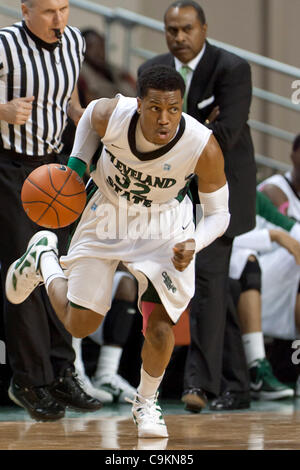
[106,150,178,207]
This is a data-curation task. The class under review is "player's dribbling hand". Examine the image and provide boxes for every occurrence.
[3,96,34,125]
[172,239,196,272]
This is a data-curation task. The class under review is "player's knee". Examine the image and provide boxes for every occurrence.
[145,319,174,350]
[67,305,104,338]
[239,256,261,293]
[115,276,137,303]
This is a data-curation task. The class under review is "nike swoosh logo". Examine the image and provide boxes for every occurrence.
[101,384,121,397]
[250,380,263,391]
[111,144,124,150]
[182,221,192,230]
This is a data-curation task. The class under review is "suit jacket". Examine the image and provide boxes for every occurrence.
[138,41,257,237]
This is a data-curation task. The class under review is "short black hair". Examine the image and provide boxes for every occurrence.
[293,134,300,152]
[137,65,185,99]
[164,1,206,25]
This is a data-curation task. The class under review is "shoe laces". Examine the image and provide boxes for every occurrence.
[71,372,89,394]
[126,392,163,423]
[59,370,89,398]
[216,391,234,405]
[34,386,56,405]
[253,358,274,381]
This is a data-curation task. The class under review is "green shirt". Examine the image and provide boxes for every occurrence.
[256,190,295,232]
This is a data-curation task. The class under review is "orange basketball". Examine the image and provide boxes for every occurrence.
[21,164,87,229]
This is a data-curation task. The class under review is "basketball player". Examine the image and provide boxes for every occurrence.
[6,66,230,438]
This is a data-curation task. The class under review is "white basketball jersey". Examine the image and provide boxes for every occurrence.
[91,95,212,209]
[258,172,300,222]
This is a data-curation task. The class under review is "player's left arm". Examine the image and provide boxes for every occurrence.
[193,134,230,252]
[172,135,230,271]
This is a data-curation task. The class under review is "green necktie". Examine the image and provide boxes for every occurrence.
[179,65,190,113]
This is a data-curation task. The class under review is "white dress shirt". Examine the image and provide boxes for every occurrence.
[174,44,206,97]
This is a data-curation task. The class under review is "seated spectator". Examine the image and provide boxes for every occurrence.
[258,134,300,219]
[229,190,300,400]
[257,135,300,395]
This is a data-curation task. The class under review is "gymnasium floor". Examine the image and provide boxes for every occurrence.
[1,397,300,451]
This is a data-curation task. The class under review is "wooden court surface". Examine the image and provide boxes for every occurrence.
[0,401,300,450]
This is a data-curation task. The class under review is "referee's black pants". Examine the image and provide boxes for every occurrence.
[0,152,75,388]
[183,235,250,397]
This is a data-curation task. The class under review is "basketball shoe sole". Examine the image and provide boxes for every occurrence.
[5,230,58,304]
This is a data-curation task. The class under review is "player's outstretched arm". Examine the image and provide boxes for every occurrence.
[193,134,230,252]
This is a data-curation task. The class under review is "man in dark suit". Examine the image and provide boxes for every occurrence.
[138,1,257,411]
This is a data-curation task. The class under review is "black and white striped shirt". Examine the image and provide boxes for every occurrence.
[0,21,85,156]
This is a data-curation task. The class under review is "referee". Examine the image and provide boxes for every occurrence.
[0,0,102,421]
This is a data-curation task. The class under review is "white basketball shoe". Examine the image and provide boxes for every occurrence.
[93,373,136,403]
[5,230,58,304]
[126,392,169,438]
[75,369,114,403]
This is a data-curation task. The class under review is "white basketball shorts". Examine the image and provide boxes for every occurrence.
[60,190,196,324]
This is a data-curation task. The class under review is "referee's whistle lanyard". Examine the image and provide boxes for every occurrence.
[53,29,63,64]
[54,29,62,43]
